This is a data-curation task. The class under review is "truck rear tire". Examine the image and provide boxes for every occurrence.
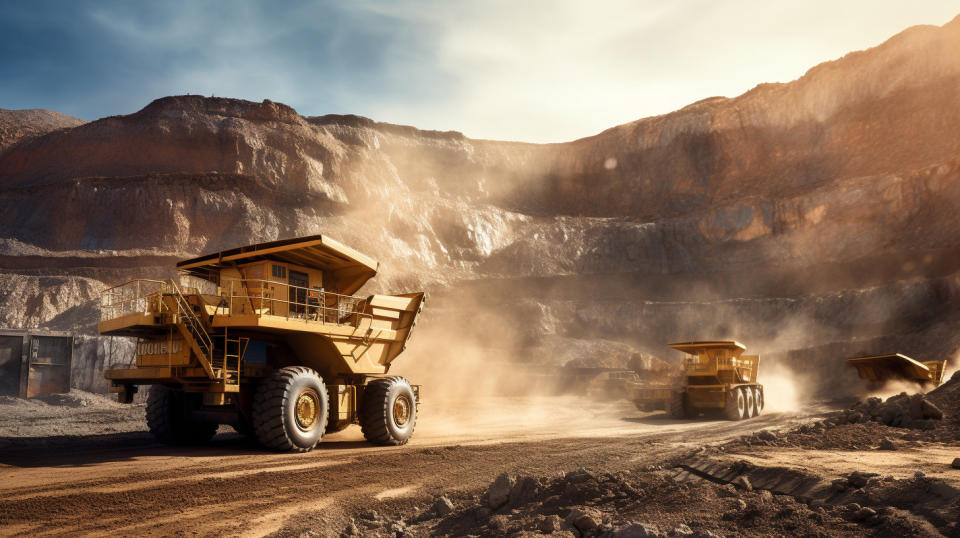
[724,387,746,421]
[754,387,764,416]
[744,387,755,419]
[360,377,417,446]
[146,386,218,445]
[252,366,329,452]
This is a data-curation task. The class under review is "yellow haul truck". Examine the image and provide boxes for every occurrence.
[632,341,763,420]
[847,353,946,389]
[99,235,424,452]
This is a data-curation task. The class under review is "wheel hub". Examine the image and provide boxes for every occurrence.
[393,395,412,427]
[295,389,320,430]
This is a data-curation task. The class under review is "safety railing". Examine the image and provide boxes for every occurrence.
[683,355,756,378]
[101,277,373,330]
[100,279,170,321]
[219,278,372,328]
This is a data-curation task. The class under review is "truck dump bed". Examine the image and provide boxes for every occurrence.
[847,353,946,387]
[669,340,759,385]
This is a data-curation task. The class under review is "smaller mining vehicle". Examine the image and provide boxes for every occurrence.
[613,353,681,411]
[596,370,641,401]
[99,235,424,452]
[847,353,946,389]
[632,341,763,420]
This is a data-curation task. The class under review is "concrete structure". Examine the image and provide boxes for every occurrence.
[0,329,74,398]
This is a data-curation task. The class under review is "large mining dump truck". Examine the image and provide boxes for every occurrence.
[631,341,763,421]
[99,235,425,452]
[847,353,946,389]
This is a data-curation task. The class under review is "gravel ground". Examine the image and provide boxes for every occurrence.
[2,384,959,536]
[0,390,146,441]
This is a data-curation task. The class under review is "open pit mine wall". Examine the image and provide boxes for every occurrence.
[1,16,960,395]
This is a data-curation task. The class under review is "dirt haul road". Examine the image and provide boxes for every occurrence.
[0,396,825,537]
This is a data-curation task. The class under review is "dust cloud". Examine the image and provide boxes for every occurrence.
[391,321,617,439]
[389,283,830,436]
[384,284,653,439]
[341,137,960,433]
[756,362,800,413]
[867,379,932,399]
[387,276,960,440]
[387,287,817,439]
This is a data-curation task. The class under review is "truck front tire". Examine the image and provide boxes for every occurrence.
[360,377,417,446]
[146,385,218,445]
[252,366,329,452]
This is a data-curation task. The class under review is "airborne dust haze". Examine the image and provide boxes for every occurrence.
[341,135,960,437]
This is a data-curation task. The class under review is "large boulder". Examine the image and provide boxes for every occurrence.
[486,473,515,509]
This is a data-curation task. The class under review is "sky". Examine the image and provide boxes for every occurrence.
[0,1,957,143]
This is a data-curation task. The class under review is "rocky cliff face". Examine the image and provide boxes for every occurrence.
[2,15,960,395]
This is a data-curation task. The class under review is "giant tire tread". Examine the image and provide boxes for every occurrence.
[251,366,329,453]
[744,387,755,419]
[359,376,417,446]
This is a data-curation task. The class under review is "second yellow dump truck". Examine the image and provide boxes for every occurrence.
[631,341,763,420]
[99,235,424,452]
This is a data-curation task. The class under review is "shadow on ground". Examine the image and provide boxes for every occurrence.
[0,431,385,468]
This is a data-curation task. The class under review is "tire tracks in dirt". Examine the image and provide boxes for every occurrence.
[0,409,820,536]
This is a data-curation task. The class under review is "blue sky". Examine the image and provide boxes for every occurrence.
[0,1,956,142]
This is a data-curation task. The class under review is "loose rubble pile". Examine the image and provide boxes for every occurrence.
[842,393,944,429]
[740,420,917,450]
[676,458,957,537]
[928,370,960,414]
[340,468,878,537]
[827,470,960,535]
[739,390,952,450]
[0,389,147,445]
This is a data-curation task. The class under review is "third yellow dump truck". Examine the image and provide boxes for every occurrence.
[846,353,946,389]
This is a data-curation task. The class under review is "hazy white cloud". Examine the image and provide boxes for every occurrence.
[345,0,959,142]
[2,0,956,143]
